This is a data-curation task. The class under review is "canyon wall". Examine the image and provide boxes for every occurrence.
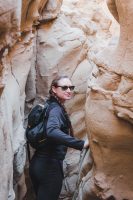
[76,0,133,200]
[1,0,132,200]
[0,1,63,199]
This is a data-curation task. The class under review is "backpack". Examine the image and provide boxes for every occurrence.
[26,101,51,150]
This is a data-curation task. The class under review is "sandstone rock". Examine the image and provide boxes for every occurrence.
[36,16,87,101]
[39,0,63,22]
[21,0,63,32]
[0,0,21,51]
[0,0,128,199]
[0,32,35,199]
[83,0,133,199]
[67,59,93,138]
[106,0,119,22]
[21,0,42,32]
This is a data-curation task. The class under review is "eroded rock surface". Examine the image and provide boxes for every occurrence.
[0,0,63,199]
[80,0,133,199]
[59,1,119,199]
[1,0,132,200]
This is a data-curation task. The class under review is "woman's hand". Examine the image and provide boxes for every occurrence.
[83,139,89,149]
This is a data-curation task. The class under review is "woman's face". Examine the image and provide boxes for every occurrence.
[52,78,74,102]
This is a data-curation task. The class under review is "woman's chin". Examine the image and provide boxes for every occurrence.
[60,96,72,102]
[65,96,72,100]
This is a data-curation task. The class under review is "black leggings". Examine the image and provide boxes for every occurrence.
[29,154,64,200]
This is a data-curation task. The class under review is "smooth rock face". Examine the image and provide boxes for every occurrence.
[82,0,133,199]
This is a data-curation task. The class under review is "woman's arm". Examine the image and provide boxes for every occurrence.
[46,106,85,150]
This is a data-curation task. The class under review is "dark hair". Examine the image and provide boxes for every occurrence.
[49,75,69,95]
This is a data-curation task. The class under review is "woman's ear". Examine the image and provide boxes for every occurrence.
[52,86,57,94]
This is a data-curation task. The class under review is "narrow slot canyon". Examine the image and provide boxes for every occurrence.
[0,0,133,200]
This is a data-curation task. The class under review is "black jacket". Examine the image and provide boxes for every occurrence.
[36,97,84,160]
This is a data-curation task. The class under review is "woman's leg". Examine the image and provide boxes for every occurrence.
[29,155,63,200]
[37,167,63,200]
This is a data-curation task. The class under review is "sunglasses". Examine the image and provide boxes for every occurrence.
[56,85,75,91]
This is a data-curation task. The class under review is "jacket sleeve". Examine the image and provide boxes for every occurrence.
[46,106,84,151]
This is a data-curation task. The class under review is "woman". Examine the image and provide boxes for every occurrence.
[29,75,89,200]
